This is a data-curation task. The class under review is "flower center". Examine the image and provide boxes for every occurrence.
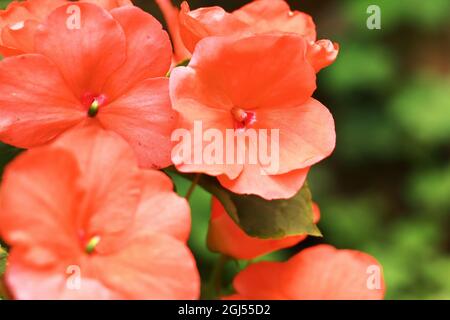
[81,93,107,117]
[85,235,101,254]
[231,107,256,130]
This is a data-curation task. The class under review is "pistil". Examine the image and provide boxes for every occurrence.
[85,235,101,254]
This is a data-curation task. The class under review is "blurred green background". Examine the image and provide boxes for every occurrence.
[1,0,449,299]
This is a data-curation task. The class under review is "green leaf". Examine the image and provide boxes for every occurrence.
[169,169,321,239]
[229,183,321,239]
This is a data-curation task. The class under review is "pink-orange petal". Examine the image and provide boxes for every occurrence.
[0,44,23,56]
[169,72,243,178]
[82,0,133,11]
[34,2,127,98]
[0,54,82,148]
[188,34,316,110]
[170,63,234,111]
[255,98,336,174]
[6,250,119,300]
[179,1,249,53]
[1,19,37,54]
[104,6,172,99]
[170,119,244,179]
[0,147,82,255]
[130,170,191,242]
[307,39,339,72]
[233,0,316,42]
[98,78,176,169]
[232,261,287,299]
[283,245,385,299]
[0,3,33,32]
[52,127,142,252]
[21,0,68,20]
[93,235,200,299]
[0,0,67,56]
[218,166,310,200]
[228,245,385,300]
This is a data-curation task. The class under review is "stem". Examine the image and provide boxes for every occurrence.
[208,254,229,299]
[185,173,201,201]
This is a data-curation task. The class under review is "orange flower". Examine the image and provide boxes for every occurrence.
[0,0,133,57]
[0,127,200,299]
[0,0,66,56]
[83,0,133,11]
[179,0,339,72]
[170,34,336,199]
[225,245,385,300]
[208,198,320,260]
[0,2,176,168]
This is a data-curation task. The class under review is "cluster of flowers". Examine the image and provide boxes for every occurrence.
[0,0,384,299]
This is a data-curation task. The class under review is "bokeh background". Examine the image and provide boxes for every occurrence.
[1,0,449,299]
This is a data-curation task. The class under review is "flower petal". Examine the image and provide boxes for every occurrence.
[179,1,249,53]
[232,261,287,299]
[104,6,172,99]
[35,2,126,97]
[228,245,385,300]
[99,78,176,169]
[0,2,30,25]
[307,39,339,72]
[93,235,200,299]
[130,170,191,242]
[1,19,37,54]
[283,245,385,299]
[188,34,316,110]
[21,0,67,20]
[0,147,82,254]
[0,0,66,56]
[218,166,310,200]
[255,98,336,174]
[53,127,142,250]
[0,44,22,56]
[233,0,316,42]
[0,54,83,148]
[83,0,133,11]
[6,250,119,300]
[169,69,243,177]
[170,64,234,111]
